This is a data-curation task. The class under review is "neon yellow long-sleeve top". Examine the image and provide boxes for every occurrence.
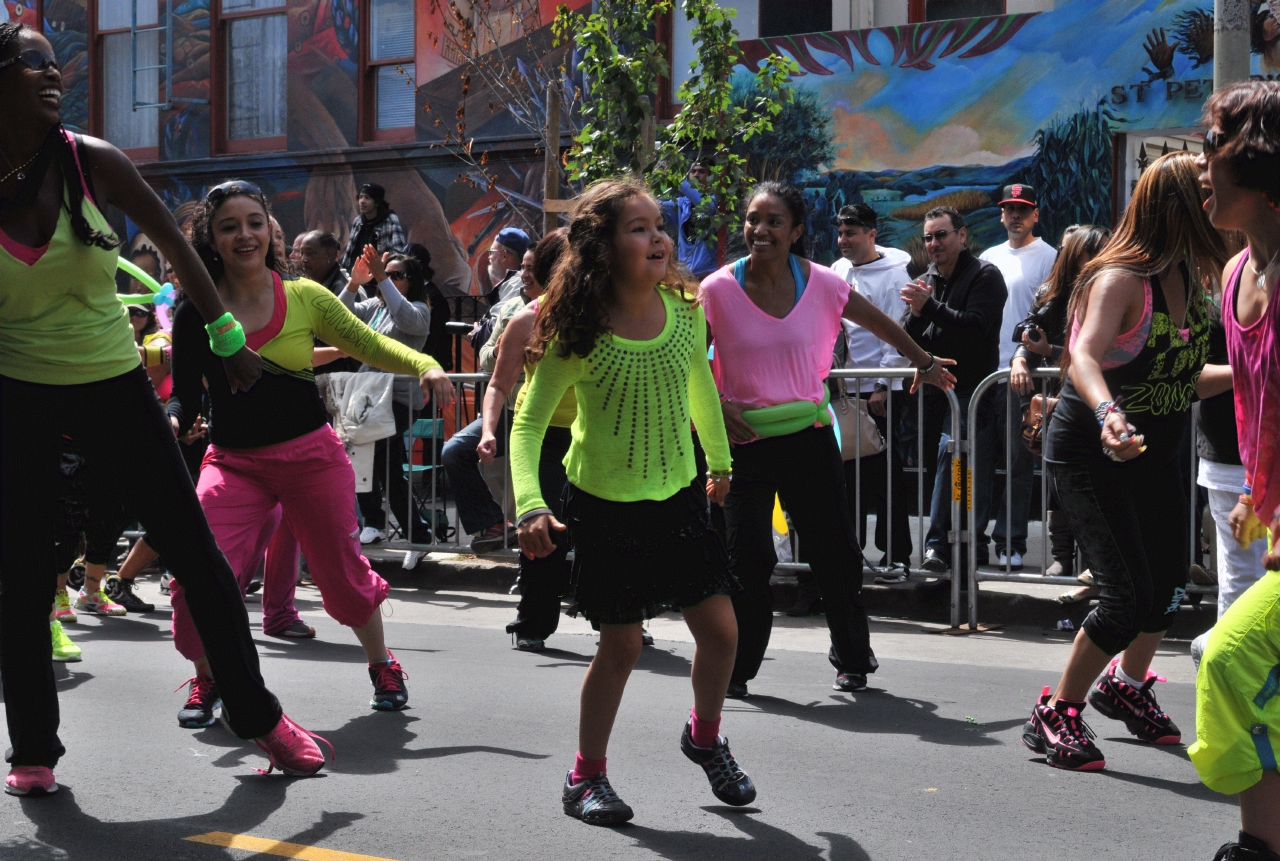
[510,288,731,515]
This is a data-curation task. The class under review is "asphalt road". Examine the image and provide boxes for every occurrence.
[1,578,1234,861]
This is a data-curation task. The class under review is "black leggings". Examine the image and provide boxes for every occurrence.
[724,425,877,681]
[1049,456,1188,655]
[1,367,281,768]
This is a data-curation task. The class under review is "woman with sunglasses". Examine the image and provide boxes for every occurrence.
[166,179,454,721]
[0,22,326,796]
[1186,81,1280,861]
[328,244,436,543]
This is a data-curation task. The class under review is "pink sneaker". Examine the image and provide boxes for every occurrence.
[5,766,57,796]
[252,714,333,776]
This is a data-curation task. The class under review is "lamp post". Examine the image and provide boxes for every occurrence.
[1214,0,1251,90]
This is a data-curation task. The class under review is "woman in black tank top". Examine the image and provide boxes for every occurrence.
[1021,152,1231,773]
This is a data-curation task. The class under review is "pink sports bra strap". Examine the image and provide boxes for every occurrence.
[63,130,97,207]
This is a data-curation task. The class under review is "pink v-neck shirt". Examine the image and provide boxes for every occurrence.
[700,260,849,409]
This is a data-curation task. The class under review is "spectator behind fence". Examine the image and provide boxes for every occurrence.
[486,227,530,307]
[828,204,915,585]
[405,242,454,371]
[900,206,1007,575]
[980,184,1058,570]
[341,182,406,272]
[444,240,540,554]
[1186,79,1280,861]
[333,246,437,546]
[1009,224,1110,586]
[702,182,954,698]
[1027,151,1230,772]
[661,162,718,279]
[302,230,363,373]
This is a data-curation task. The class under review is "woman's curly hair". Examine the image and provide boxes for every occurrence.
[528,177,697,363]
[187,182,286,283]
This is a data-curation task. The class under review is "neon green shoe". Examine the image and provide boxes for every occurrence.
[53,589,77,624]
[50,621,82,663]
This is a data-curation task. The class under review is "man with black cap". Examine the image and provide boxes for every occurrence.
[341,182,406,272]
[980,183,1057,570]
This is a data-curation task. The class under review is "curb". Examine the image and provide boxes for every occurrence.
[365,544,1215,639]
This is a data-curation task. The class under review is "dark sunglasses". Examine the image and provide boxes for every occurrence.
[1202,129,1229,157]
[128,306,153,318]
[922,228,958,244]
[0,49,60,73]
[386,270,408,281]
[205,180,263,207]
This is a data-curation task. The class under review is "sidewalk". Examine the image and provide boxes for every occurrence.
[362,542,1216,640]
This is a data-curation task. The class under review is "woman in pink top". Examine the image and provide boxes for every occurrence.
[700,181,954,697]
[1188,80,1280,860]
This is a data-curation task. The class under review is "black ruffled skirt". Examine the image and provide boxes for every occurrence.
[563,480,737,625]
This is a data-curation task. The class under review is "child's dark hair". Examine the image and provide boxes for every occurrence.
[530,178,695,363]
[746,180,808,257]
[0,23,120,252]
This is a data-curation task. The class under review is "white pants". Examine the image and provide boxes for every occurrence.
[1204,486,1267,617]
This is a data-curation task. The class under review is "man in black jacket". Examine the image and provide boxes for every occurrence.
[900,206,1007,573]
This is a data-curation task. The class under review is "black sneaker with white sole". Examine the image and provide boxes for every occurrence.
[176,675,221,728]
[680,721,756,806]
[834,673,867,692]
[562,771,634,825]
[369,652,409,711]
[108,576,155,613]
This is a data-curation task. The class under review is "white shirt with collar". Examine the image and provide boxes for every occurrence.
[831,246,912,393]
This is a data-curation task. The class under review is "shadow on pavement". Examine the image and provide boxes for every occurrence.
[1101,767,1234,805]
[614,808,872,861]
[0,777,360,861]
[203,711,550,775]
[734,693,1024,747]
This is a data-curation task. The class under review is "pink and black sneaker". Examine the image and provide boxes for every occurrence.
[1087,659,1181,745]
[4,766,57,797]
[1022,686,1106,771]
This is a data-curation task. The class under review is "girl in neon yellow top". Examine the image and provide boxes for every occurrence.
[166,182,452,723]
[511,178,754,825]
[0,22,322,791]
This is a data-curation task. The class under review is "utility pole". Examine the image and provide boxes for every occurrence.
[1214,0,1251,90]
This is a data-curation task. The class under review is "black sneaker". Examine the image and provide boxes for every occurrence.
[641,629,654,647]
[726,681,749,699]
[1213,832,1280,861]
[921,549,949,573]
[160,572,173,595]
[108,576,155,613]
[680,721,757,806]
[1087,659,1181,744]
[176,675,221,728]
[562,771,634,825]
[833,673,867,692]
[1021,686,1105,771]
[369,652,409,711]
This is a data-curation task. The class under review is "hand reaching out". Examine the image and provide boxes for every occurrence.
[1142,27,1177,82]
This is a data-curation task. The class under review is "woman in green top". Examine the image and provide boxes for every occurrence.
[512,179,753,826]
[0,22,320,794]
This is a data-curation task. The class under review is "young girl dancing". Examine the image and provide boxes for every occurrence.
[513,179,753,825]
[167,180,452,722]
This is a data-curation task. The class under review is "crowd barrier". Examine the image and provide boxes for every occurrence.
[373,366,1215,632]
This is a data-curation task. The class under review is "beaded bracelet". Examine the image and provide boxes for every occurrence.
[1094,400,1121,426]
[1240,494,1254,506]
[205,312,246,358]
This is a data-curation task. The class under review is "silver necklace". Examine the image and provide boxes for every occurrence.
[1251,246,1280,293]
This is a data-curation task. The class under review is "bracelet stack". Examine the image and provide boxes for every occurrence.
[205,312,246,358]
[1094,400,1121,426]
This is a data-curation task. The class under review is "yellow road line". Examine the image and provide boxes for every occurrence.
[184,832,400,861]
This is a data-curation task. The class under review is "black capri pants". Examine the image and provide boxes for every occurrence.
[1049,455,1189,656]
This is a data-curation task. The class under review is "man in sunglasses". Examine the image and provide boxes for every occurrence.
[900,206,1007,576]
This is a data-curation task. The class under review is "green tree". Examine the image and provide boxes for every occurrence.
[728,79,835,183]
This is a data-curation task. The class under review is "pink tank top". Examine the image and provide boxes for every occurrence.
[699,260,849,409]
[1068,277,1153,370]
[1225,251,1280,522]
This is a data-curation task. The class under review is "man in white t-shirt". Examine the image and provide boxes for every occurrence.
[831,205,915,584]
[979,184,1058,569]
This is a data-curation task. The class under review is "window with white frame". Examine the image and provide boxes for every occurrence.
[368,0,416,132]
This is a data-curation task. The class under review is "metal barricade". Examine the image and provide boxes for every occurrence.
[964,368,1218,630]
[381,368,965,626]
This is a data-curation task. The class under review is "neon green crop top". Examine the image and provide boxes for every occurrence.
[510,288,730,514]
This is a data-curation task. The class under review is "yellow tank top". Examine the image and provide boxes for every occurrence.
[0,135,139,384]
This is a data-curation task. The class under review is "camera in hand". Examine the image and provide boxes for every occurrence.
[1012,323,1042,343]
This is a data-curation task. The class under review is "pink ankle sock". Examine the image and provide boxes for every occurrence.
[572,753,607,783]
[690,708,721,748]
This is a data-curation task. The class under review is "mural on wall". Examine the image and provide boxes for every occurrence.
[736,0,1276,269]
[41,0,88,133]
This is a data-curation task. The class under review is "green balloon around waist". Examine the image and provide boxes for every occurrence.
[741,390,832,438]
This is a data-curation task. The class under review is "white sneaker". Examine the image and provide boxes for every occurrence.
[402,550,424,569]
[996,551,1023,569]
[359,526,383,545]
